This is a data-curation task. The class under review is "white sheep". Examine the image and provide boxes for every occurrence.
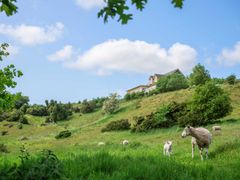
[163,141,173,156]
[122,140,129,145]
[182,126,212,160]
[212,126,221,131]
[98,142,105,146]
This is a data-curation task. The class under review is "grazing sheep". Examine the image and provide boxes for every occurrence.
[122,140,129,145]
[98,142,105,146]
[163,141,173,156]
[212,126,221,131]
[182,126,212,160]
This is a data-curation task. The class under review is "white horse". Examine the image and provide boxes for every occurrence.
[182,126,212,160]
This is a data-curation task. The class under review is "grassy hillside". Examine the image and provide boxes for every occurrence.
[1,84,240,179]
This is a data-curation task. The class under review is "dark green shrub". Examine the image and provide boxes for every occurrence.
[80,99,96,114]
[189,63,211,86]
[91,97,107,108]
[0,112,9,121]
[176,82,232,126]
[177,110,200,127]
[166,101,188,125]
[19,104,28,114]
[157,72,189,93]
[124,91,145,101]
[1,131,8,136]
[131,116,145,132]
[101,119,131,132]
[226,74,236,85]
[14,93,29,109]
[136,91,145,98]
[72,106,81,113]
[7,109,29,124]
[212,78,225,84]
[188,82,232,125]
[19,115,28,124]
[132,113,163,132]
[124,93,131,100]
[18,123,23,129]
[55,130,72,139]
[0,143,9,153]
[153,105,174,128]
[26,104,48,116]
[147,89,159,96]
[0,148,64,179]
[46,103,70,123]
[132,102,187,132]
[6,109,20,122]
[140,113,156,131]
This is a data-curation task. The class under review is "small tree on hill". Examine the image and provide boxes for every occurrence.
[189,64,211,86]
[226,74,236,85]
[14,93,29,109]
[80,100,96,114]
[46,102,71,123]
[102,93,120,114]
[26,105,48,116]
[188,82,232,125]
[157,72,189,93]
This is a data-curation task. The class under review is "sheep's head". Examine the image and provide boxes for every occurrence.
[181,126,191,138]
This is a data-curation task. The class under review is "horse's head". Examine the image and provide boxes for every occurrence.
[181,125,191,138]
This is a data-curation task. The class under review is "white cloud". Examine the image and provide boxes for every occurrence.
[0,22,64,45]
[65,39,197,76]
[217,42,240,66]
[48,45,74,62]
[75,0,105,10]
[8,45,19,56]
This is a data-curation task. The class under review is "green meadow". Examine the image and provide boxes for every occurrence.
[1,83,240,179]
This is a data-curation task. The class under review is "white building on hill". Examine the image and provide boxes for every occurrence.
[127,69,182,94]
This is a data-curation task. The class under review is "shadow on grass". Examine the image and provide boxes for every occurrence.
[114,106,130,114]
[210,139,240,158]
[62,151,240,180]
[225,118,239,123]
[209,118,239,125]
[2,148,240,179]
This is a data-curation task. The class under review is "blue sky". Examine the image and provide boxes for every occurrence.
[0,0,239,104]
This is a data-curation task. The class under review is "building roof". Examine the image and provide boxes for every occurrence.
[163,69,182,76]
[127,85,149,92]
[127,69,183,93]
[148,69,182,80]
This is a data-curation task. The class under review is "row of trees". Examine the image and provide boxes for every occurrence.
[129,81,232,132]
[0,91,121,125]
[122,64,234,132]
[124,64,238,101]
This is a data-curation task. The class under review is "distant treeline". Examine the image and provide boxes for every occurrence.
[124,64,238,101]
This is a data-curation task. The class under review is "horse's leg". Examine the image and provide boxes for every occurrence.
[205,148,209,159]
[199,148,203,161]
[192,143,195,159]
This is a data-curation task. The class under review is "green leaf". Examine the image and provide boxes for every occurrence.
[132,0,147,11]
[171,0,184,9]
[0,0,18,16]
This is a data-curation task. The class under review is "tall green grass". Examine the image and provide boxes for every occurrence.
[2,142,240,180]
[0,84,240,179]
